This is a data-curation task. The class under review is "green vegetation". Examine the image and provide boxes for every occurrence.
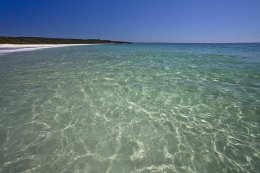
[0,36,130,44]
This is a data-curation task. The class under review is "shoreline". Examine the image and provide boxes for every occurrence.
[0,44,96,54]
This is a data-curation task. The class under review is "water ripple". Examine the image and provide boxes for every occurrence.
[0,44,260,172]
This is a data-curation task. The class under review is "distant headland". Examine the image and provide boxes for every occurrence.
[0,36,131,44]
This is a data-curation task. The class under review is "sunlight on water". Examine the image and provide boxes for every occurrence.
[0,44,260,172]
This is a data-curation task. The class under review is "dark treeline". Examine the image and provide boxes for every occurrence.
[0,36,130,44]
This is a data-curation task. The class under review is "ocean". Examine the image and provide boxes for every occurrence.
[0,43,259,172]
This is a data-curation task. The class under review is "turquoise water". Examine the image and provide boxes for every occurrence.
[0,44,260,173]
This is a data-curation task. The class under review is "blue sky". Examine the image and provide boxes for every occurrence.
[1,0,260,42]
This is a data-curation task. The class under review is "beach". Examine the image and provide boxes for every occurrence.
[0,44,93,54]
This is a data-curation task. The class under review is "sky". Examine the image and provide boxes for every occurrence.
[0,0,260,43]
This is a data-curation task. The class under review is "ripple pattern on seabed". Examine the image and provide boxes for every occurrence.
[0,44,260,173]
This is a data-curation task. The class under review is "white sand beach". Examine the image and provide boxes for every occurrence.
[0,44,92,54]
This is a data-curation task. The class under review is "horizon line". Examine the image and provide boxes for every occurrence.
[134,42,260,44]
[1,35,259,44]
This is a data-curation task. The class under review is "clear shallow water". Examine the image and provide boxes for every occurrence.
[0,43,260,173]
